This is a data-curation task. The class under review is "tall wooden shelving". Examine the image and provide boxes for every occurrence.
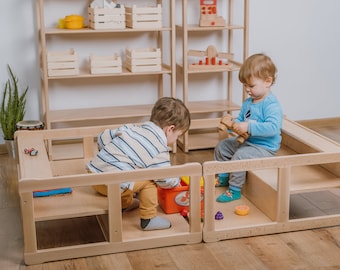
[36,0,176,130]
[176,0,249,152]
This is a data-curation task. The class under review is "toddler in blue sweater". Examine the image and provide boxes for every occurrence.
[215,53,283,202]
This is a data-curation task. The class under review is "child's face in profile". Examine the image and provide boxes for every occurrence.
[243,77,272,102]
[163,125,183,146]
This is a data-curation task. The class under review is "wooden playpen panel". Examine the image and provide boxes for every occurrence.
[16,128,202,265]
[202,119,340,242]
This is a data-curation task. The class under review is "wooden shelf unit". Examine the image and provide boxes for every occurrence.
[36,0,176,130]
[176,0,249,151]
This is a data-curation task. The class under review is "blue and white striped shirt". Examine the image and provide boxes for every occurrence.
[87,121,180,191]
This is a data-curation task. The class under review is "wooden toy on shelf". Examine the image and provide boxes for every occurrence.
[218,114,249,144]
[199,0,226,27]
[188,45,240,71]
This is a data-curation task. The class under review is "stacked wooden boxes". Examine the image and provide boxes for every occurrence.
[47,48,79,77]
[88,6,125,29]
[90,53,122,74]
[125,48,161,72]
[125,4,162,29]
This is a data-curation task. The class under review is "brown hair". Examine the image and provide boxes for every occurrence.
[150,97,191,132]
[239,53,277,86]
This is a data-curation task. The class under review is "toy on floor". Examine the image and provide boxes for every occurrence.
[219,114,249,144]
[235,205,249,216]
[215,211,224,220]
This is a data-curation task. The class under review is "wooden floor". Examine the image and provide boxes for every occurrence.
[2,120,340,269]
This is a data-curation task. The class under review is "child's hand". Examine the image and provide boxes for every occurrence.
[233,122,248,135]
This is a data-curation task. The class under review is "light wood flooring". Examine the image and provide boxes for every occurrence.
[1,120,340,269]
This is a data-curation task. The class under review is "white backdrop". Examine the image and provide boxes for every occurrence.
[1,0,340,142]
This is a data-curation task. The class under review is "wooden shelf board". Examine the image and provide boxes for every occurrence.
[98,208,192,241]
[47,100,239,125]
[213,187,273,230]
[176,24,244,32]
[44,27,172,35]
[176,63,240,74]
[187,65,240,74]
[48,104,153,123]
[188,100,241,114]
[34,186,108,221]
[47,65,171,80]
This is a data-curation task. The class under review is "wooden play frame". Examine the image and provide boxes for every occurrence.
[15,118,340,265]
[203,118,340,242]
[15,125,202,265]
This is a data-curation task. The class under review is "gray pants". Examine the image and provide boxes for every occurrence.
[214,136,276,189]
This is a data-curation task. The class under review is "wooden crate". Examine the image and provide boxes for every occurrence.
[125,48,161,72]
[90,53,122,74]
[125,4,162,29]
[47,48,79,77]
[88,6,125,29]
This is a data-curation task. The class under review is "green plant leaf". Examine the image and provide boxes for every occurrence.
[0,65,29,140]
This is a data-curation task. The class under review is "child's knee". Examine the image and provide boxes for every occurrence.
[92,185,108,196]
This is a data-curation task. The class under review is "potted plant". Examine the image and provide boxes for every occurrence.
[0,64,29,158]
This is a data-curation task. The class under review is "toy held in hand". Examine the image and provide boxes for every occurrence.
[219,114,249,144]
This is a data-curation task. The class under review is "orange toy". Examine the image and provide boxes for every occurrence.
[235,205,249,216]
[219,114,249,144]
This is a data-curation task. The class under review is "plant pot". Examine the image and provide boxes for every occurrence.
[5,140,16,159]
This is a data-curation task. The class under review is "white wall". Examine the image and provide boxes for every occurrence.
[249,0,340,120]
[1,0,340,143]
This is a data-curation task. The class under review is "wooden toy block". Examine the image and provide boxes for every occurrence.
[88,6,126,29]
[219,114,249,144]
[90,53,122,74]
[199,0,226,27]
[125,4,162,29]
[15,126,202,265]
[47,48,79,77]
[125,48,162,72]
[188,45,241,71]
[202,118,340,243]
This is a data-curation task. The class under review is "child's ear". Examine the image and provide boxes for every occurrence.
[265,77,273,86]
[163,125,175,135]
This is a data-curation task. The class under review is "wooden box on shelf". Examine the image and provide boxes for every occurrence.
[47,48,79,77]
[125,4,162,29]
[88,6,126,29]
[90,53,122,74]
[125,48,161,72]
